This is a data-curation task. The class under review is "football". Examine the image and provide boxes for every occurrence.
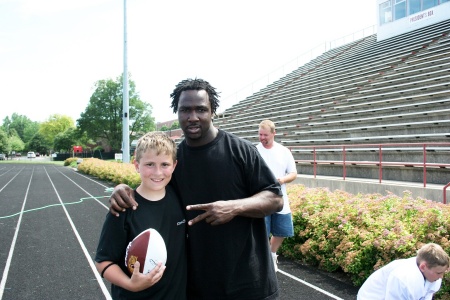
[125,228,167,275]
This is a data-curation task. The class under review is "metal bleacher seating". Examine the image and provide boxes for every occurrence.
[211,18,450,185]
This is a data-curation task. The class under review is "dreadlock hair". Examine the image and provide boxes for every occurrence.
[170,78,220,115]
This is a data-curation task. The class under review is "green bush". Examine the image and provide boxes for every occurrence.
[282,184,450,299]
[64,157,79,166]
[77,158,140,188]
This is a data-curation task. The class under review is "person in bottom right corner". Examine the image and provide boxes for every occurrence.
[257,119,298,272]
[357,242,450,300]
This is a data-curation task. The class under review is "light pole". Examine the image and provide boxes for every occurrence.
[122,0,130,163]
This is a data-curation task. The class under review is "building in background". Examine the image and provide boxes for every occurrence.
[377,0,450,40]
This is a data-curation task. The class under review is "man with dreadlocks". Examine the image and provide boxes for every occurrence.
[110,78,283,300]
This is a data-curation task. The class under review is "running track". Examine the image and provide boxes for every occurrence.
[0,163,358,299]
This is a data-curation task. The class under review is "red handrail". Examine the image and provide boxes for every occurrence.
[379,145,382,184]
[343,146,346,180]
[289,142,450,202]
[423,144,427,187]
[444,182,450,204]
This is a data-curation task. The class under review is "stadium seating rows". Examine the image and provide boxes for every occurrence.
[178,19,450,184]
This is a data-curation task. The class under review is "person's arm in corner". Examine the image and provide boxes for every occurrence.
[187,190,283,226]
[277,172,297,185]
[96,260,165,292]
[109,184,138,216]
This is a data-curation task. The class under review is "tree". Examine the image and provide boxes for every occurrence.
[53,128,77,152]
[170,121,180,130]
[129,96,155,137]
[72,128,94,150]
[1,116,11,135]
[39,114,75,147]
[0,129,8,153]
[2,113,39,144]
[28,133,50,155]
[23,122,40,143]
[9,135,25,154]
[77,74,155,151]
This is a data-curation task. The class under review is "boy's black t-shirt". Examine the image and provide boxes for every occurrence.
[95,186,187,300]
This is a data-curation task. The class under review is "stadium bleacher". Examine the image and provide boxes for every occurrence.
[176,19,450,189]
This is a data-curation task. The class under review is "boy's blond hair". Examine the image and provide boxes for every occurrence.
[259,120,276,133]
[416,243,450,268]
[134,132,177,163]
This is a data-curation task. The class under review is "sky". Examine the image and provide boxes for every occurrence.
[0,0,377,125]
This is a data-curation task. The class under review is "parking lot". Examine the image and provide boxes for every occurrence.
[0,162,358,299]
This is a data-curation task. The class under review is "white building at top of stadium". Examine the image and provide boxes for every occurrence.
[377,0,450,41]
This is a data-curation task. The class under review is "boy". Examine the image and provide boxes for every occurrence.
[357,243,449,300]
[95,132,186,300]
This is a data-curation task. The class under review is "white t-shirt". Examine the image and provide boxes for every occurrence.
[256,141,297,214]
[357,257,442,300]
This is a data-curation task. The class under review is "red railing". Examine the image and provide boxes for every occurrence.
[444,182,450,204]
[288,142,450,192]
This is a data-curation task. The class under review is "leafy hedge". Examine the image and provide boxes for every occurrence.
[63,157,79,166]
[281,184,450,299]
[77,158,141,188]
[74,159,450,298]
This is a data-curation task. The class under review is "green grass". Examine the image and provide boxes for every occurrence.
[0,159,64,166]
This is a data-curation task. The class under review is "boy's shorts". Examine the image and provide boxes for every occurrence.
[265,213,294,237]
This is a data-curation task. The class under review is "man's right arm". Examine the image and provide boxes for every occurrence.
[186,190,283,226]
[109,184,138,216]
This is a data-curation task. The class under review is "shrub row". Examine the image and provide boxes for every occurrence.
[281,184,450,299]
[64,157,79,166]
[77,158,140,188]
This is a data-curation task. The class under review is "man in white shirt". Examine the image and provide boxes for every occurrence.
[257,120,298,272]
[357,243,449,300]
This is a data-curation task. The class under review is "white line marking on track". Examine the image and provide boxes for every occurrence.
[0,166,19,177]
[72,169,111,189]
[0,167,24,192]
[44,167,112,300]
[278,269,345,300]
[0,167,30,299]
[54,166,109,210]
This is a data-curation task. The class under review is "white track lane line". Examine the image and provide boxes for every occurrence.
[0,167,31,299]
[44,167,112,300]
[71,169,111,189]
[0,166,19,177]
[0,167,24,192]
[54,166,109,210]
[278,269,344,300]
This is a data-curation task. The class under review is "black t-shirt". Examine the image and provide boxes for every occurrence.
[171,129,281,300]
[95,186,187,300]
